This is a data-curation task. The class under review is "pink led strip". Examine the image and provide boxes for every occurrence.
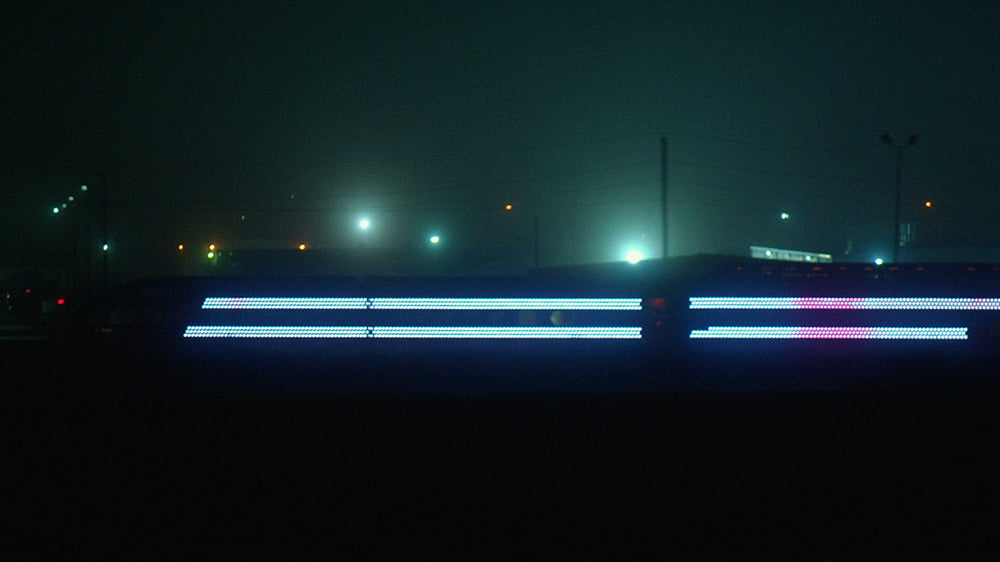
[689,297,1000,310]
[688,326,968,340]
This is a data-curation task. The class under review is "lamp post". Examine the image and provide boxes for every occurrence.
[503,203,540,268]
[881,133,918,263]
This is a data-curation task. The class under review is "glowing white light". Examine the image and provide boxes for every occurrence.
[358,218,370,230]
[183,325,642,339]
[202,297,368,310]
[689,297,1000,311]
[875,258,884,266]
[370,298,642,310]
[183,326,369,338]
[625,249,643,264]
[688,326,968,340]
[429,235,440,244]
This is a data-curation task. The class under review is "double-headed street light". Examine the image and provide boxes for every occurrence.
[882,133,918,263]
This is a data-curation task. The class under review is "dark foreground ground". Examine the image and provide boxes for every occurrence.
[5,336,1000,559]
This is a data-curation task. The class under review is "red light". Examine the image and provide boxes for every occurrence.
[25,288,31,294]
[56,298,66,305]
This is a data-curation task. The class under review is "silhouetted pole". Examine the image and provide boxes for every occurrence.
[661,134,669,259]
[533,216,540,268]
[99,170,109,286]
[881,134,918,263]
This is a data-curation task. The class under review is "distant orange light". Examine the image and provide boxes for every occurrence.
[298,243,308,251]
[208,243,217,252]
[177,244,185,251]
[924,201,933,208]
[505,204,513,211]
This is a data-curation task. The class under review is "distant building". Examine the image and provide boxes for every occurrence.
[750,245,833,263]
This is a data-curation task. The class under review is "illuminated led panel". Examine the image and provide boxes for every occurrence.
[183,326,369,338]
[202,297,368,310]
[200,297,643,310]
[183,325,642,339]
[369,298,642,310]
[688,326,968,340]
[689,297,1000,310]
[372,326,643,339]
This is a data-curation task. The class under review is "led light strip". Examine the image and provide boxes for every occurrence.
[202,298,369,310]
[371,326,642,339]
[689,326,968,340]
[200,297,642,311]
[689,297,1000,310]
[369,298,642,310]
[183,326,369,338]
[183,325,642,339]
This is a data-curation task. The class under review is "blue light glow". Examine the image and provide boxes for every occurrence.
[689,297,1000,311]
[688,326,968,340]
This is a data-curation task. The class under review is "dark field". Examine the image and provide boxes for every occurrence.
[5,331,999,558]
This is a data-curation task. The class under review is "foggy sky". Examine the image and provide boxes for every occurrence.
[4,1,999,281]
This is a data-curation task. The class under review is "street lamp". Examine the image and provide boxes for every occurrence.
[882,133,918,263]
[502,202,540,268]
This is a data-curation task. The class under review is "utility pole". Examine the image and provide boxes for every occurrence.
[533,216,540,268]
[98,170,109,286]
[661,134,669,259]
[881,134,918,263]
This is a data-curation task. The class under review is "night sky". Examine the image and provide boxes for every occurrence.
[4,1,998,282]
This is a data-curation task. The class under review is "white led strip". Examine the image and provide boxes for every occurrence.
[371,326,642,339]
[688,326,968,340]
[202,298,368,310]
[184,326,369,338]
[183,326,642,339]
[370,298,642,310]
[689,297,1000,311]
[201,297,642,311]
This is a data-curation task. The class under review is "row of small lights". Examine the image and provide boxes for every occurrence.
[178,204,645,264]
[51,184,110,253]
[51,184,88,214]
